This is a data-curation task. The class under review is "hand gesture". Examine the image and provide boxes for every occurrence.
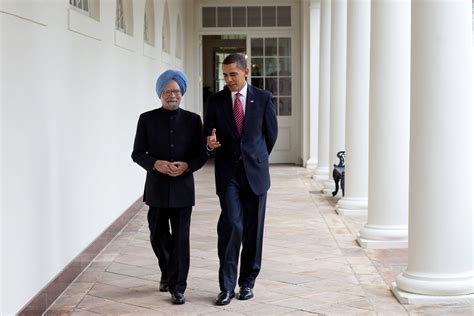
[168,161,189,177]
[154,160,174,174]
[207,128,221,149]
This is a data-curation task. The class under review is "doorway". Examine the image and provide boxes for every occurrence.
[201,34,297,164]
[202,35,246,115]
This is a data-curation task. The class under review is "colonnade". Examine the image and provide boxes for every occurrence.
[308,0,473,304]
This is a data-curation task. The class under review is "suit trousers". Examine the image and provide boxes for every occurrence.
[147,206,192,294]
[217,161,267,292]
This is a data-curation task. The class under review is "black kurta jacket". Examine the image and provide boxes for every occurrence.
[132,107,207,208]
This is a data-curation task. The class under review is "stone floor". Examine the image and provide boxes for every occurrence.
[45,163,473,315]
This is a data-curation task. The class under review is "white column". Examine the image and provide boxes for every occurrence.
[322,0,346,193]
[306,0,321,170]
[0,44,3,314]
[356,0,410,248]
[313,0,331,182]
[301,0,312,168]
[335,0,369,216]
[392,0,474,304]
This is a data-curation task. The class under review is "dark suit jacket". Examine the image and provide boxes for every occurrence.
[204,85,278,197]
[132,107,206,208]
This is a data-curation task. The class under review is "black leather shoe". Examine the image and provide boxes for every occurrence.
[238,287,254,300]
[215,291,235,305]
[159,281,169,292]
[171,292,185,305]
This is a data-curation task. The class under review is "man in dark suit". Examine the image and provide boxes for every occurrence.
[132,70,206,305]
[204,53,278,305]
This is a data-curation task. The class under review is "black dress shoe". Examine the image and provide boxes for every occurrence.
[171,292,185,305]
[215,291,235,305]
[159,281,169,292]
[238,287,254,300]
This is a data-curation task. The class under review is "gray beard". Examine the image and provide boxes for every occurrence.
[163,101,179,110]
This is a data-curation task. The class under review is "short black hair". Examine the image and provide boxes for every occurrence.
[222,53,247,70]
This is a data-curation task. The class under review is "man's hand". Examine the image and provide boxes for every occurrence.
[168,161,189,177]
[154,160,188,177]
[207,128,221,150]
[154,160,174,174]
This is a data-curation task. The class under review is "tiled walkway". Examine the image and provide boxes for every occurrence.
[45,164,472,315]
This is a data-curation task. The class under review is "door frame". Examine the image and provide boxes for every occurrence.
[192,2,301,164]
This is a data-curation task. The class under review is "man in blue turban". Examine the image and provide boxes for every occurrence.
[132,69,207,305]
[155,69,188,100]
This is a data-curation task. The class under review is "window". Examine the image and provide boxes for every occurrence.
[250,37,292,116]
[144,0,155,46]
[70,0,88,12]
[202,6,291,28]
[202,7,216,27]
[116,0,133,35]
[69,0,100,21]
[162,1,170,53]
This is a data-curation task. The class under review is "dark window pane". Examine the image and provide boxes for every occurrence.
[262,6,276,27]
[217,7,231,27]
[265,38,277,56]
[203,7,216,27]
[265,78,278,96]
[251,77,264,89]
[232,7,246,27]
[277,6,291,26]
[264,57,278,76]
[251,58,263,76]
[279,57,291,75]
[247,7,261,27]
[278,38,291,56]
[251,38,263,56]
[273,97,279,115]
[279,97,292,116]
[279,78,291,96]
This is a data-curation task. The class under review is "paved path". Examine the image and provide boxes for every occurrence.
[46,164,472,315]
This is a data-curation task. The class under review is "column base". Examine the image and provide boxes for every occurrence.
[313,166,329,181]
[356,237,407,249]
[306,158,318,170]
[335,197,368,216]
[394,271,474,297]
[391,282,474,305]
[322,179,335,194]
[356,224,408,249]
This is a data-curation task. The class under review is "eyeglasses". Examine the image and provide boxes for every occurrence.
[162,90,182,97]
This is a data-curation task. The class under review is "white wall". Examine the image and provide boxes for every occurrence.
[0,0,186,314]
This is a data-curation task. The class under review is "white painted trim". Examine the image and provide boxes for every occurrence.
[68,7,102,41]
[0,2,48,26]
[161,51,173,65]
[114,29,137,52]
[143,42,157,59]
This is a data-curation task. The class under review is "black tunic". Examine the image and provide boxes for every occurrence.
[132,107,207,208]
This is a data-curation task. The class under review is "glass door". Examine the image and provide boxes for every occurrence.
[248,36,296,163]
[249,37,292,116]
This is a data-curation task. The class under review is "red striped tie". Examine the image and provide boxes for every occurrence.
[233,92,244,135]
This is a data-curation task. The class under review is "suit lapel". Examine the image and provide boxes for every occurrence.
[222,89,240,140]
[243,85,256,137]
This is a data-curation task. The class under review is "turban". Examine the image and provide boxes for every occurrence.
[155,70,188,97]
